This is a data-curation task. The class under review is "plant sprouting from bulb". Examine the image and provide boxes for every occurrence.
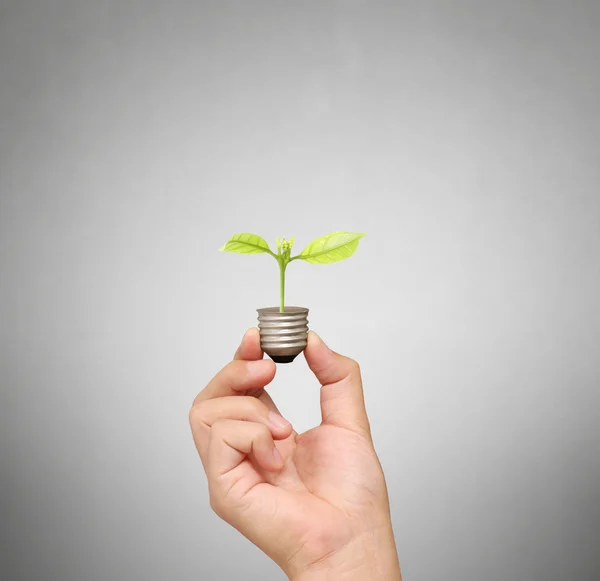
[219,231,366,312]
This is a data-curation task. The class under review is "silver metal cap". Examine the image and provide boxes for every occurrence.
[257,306,309,364]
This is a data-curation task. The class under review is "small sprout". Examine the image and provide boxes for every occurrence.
[280,237,294,261]
[219,232,366,312]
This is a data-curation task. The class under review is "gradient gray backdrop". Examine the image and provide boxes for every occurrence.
[1,1,600,580]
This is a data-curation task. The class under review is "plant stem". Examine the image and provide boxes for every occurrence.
[279,259,286,312]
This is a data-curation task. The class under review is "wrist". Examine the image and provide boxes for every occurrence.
[289,523,402,581]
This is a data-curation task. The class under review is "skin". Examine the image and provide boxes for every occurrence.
[189,329,402,581]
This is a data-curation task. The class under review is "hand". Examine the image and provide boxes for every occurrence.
[189,329,402,581]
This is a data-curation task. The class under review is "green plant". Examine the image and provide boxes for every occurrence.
[219,231,366,312]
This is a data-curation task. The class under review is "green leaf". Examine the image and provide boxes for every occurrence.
[296,231,366,264]
[219,233,273,255]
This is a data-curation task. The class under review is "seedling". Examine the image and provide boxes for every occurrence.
[219,231,365,312]
[219,231,366,363]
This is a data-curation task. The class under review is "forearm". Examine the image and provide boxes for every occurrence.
[290,524,402,581]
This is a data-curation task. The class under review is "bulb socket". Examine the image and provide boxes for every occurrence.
[257,306,309,364]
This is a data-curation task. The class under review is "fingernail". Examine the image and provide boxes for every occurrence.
[273,446,283,466]
[268,411,290,430]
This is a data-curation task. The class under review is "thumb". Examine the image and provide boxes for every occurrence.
[304,331,371,436]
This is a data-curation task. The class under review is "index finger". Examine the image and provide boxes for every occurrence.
[193,330,276,405]
[233,328,286,414]
[194,358,276,405]
[233,328,264,361]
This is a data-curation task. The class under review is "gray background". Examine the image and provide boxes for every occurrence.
[1,1,599,580]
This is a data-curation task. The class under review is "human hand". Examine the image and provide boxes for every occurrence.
[189,329,402,581]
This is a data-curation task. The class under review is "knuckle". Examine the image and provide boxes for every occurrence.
[188,403,207,427]
[247,396,267,416]
[211,361,239,391]
[188,405,200,426]
[209,481,238,520]
[256,422,271,442]
[226,359,246,379]
[221,360,249,391]
[208,490,225,517]
[346,357,361,377]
